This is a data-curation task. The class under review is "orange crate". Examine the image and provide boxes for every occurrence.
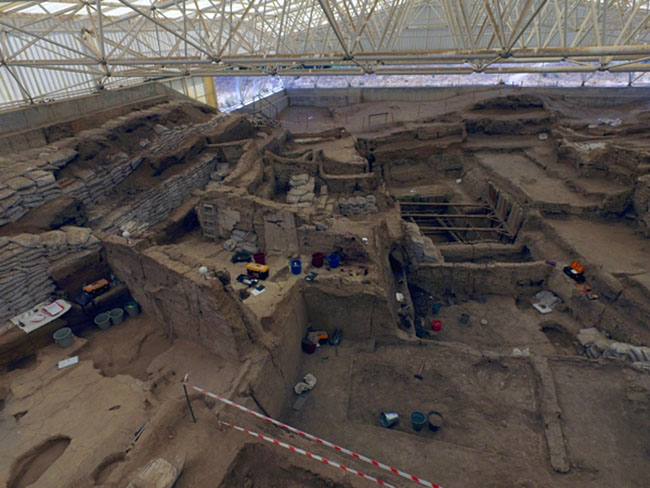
[83,278,109,294]
[570,260,585,274]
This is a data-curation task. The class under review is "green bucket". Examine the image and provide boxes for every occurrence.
[94,313,111,330]
[124,301,140,318]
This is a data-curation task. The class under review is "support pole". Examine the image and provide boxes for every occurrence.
[182,374,197,423]
[203,76,218,107]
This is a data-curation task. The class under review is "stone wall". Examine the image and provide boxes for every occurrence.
[410,261,551,298]
[0,227,102,320]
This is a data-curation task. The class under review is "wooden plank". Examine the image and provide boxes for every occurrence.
[401,213,497,219]
[506,204,524,236]
[433,216,464,243]
[488,183,497,206]
[399,202,488,207]
[496,194,508,221]
[418,226,508,233]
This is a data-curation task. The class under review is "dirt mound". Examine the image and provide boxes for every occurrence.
[471,94,546,111]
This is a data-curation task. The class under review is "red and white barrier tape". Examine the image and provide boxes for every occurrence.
[190,383,442,488]
[222,421,395,487]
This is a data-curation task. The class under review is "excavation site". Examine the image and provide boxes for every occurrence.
[1,83,649,488]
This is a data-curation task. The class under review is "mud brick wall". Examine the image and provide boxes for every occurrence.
[0,227,102,321]
[297,224,370,261]
[199,188,301,254]
[302,284,394,340]
[634,174,650,236]
[410,261,551,298]
[0,103,227,230]
[320,172,377,194]
[439,243,531,262]
[103,236,255,360]
[250,283,307,417]
[102,153,219,233]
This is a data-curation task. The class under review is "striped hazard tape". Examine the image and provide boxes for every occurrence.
[190,383,442,488]
[223,421,396,487]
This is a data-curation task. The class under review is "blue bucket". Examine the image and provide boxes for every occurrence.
[432,303,442,315]
[328,253,340,269]
[290,259,302,274]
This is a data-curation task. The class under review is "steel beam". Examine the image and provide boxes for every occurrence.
[3,0,650,105]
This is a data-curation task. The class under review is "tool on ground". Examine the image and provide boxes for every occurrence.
[246,262,269,280]
[414,360,427,380]
[236,274,258,287]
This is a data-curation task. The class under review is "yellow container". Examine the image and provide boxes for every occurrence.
[246,263,269,280]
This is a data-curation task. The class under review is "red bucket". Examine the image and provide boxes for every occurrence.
[253,252,266,265]
[301,336,317,354]
[312,252,324,268]
[432,320,442,332]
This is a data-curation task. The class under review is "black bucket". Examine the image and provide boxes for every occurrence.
[428,411,444,432]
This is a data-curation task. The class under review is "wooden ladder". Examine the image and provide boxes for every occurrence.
[202,204,217,241]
